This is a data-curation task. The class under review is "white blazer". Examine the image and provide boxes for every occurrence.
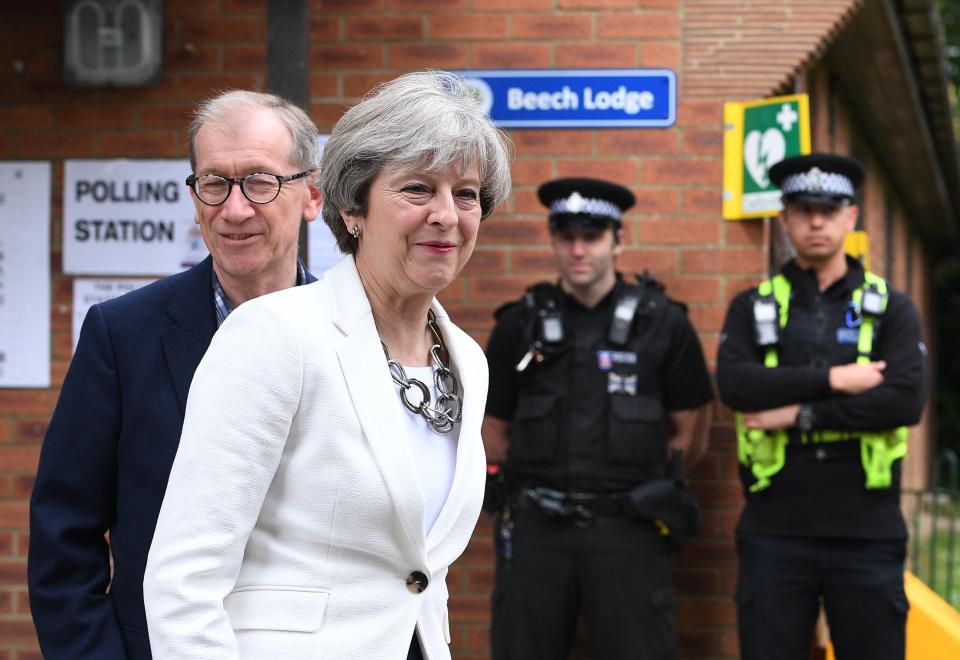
[143,256,488,660]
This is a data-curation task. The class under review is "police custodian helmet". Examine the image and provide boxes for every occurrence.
[538,177,636,232]
[768,152,865,206]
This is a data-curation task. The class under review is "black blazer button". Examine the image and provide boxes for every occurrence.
[406,571,429,593]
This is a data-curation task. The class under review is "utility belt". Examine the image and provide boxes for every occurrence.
[505,475,701,552]
[738,423,908,493]
[517,486,631,523]
[488,453,699,569]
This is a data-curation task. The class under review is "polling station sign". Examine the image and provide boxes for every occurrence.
[460,69,676,128]
[63,160,206,275]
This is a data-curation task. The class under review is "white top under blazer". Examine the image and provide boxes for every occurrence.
[143,255,488,660]
[397,365,460,533]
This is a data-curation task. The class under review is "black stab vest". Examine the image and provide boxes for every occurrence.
[506,279,672,492]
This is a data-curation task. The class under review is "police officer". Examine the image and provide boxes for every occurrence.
[716,153,928,660]
[483,177,714,660]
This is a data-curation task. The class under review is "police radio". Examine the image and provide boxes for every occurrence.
[539,302,564,344]
[516,287,566,373]
[861,282,886,316]
[609,293,641,346]
[752,295,779,347]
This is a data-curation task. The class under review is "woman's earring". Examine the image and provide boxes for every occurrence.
[351,224,361,239]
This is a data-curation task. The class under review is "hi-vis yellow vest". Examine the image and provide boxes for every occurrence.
[735,271,908,493]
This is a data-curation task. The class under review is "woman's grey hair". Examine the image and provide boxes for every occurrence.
[320,70,513,255]
[188,90,322,182]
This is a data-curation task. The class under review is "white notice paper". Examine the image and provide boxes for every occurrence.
[308,221,344,276]
[306,135,345,276]
[63,160,205,276]
[0,161,51,387]
[72,279,155,352]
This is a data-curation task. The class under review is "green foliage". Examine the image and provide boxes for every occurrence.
[943,0,960,83]
[914,528,960,608]
[907,488,960,608]
[943,0,960,131]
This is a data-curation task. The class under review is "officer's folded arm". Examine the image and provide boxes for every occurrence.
[808,371,926,431]
[808,296,927,432]
[717,293,833,411]
[727,291,927,434]
[740,404,801,431]
[827,361,886,395]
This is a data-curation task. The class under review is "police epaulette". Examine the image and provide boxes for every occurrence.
[521,282,564,312]
[493,282,561,321]
[607,273,668,345]
[493,299,522,320]
[527,281,563,299]
[667,298,689,314]
[633,271,665,293]
[629,272,670,313]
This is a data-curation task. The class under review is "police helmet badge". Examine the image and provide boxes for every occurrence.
[538,177,636,232]
[769,153,864,206]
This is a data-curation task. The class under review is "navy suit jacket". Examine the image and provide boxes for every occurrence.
[28,256,316,659]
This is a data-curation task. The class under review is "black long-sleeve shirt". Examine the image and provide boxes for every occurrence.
[716,257,928,539]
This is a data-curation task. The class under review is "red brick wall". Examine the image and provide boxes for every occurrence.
[0,1,943,658]
[0,1,269,657]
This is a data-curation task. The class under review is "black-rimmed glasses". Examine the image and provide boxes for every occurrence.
[185,170,313,206]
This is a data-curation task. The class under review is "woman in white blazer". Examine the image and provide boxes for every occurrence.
[143,70,512,660]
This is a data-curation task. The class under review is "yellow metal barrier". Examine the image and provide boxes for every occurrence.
[843,230,870,270]
[825,571,960,659]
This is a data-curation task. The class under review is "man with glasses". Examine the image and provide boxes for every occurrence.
[29,90,322,659]
[716,153,927,660]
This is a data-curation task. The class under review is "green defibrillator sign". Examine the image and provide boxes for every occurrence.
[723,94,811,220]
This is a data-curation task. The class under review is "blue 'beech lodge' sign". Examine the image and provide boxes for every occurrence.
[459,69,676,128]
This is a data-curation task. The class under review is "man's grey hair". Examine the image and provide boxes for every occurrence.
[188,90,321,183]
[320,69,513,255]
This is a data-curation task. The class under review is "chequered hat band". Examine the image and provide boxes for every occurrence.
[550,196,623,221]
[780,168,854,198]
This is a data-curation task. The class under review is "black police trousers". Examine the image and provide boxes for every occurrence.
[491,508,676,660]
[735,533,908,660]
[407,632,424,660]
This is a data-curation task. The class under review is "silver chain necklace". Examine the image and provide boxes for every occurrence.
[381,311,462,434]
